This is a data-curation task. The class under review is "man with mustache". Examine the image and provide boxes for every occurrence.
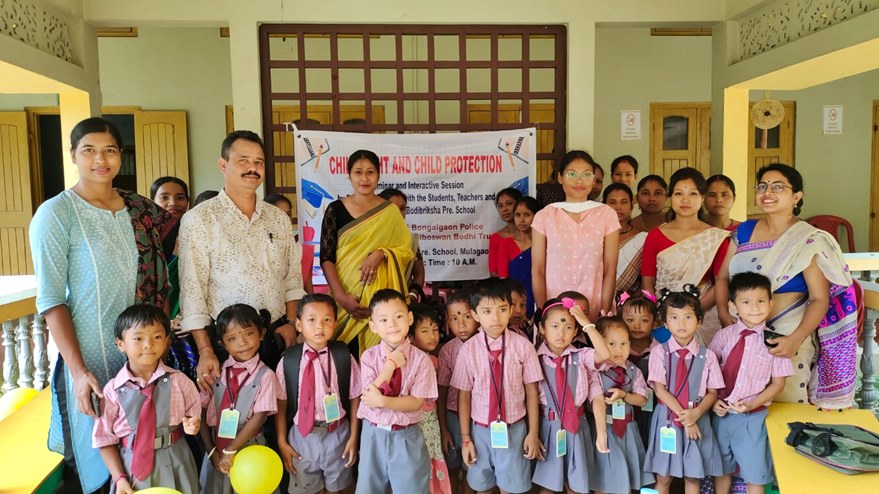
[178,130,306,392]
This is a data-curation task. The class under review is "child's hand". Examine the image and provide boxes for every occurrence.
[604,388,626,404]
[730,400,756,414]
[278,440,301,474]
[569,304,592,328]
[676,408,700,427]
[115,478,134,494]
[461,440,477,467]
[440,429,455,455]
[684,423,702,440]
[387,347,408,369]
[361,384,386,408]
[713,400,730,417]
[342,436,358,468]
[595,430,610,454]
[523,432,545,461]
[182,415,200,435]
[217,451,235,474]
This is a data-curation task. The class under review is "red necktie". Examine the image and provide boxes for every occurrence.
[379,367,403,397]
[719,329,755,401]
[552,356,579,433]
[489,349,505,422]
[611,366,628,438]
[297,350,320,437]
[672,349,690,428]
[215,367,245,450]
[131,383,156,481]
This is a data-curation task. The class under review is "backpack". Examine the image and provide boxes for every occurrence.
[282,341,352,422]
[785,421,879,475]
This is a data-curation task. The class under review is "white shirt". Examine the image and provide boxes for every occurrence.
[179,189,306,331]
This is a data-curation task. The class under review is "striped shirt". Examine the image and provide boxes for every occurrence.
[357,340,438,427]
[437,337,466,412]
[201,355,280,427]
[536,344,603,407]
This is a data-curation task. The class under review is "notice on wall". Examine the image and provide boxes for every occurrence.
[294,128,536,283]
[823,105,843,135]
[621,110,641,140]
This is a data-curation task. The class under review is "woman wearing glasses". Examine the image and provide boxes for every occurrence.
[715,164,857,409]
[532,150,620,319]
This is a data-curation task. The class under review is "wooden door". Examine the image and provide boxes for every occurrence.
[134,111,190,197]
[466,103,555,183]
[0,112,34,275]
[650,103,711,180]
[746,101,795,216]
[870,101,879,250]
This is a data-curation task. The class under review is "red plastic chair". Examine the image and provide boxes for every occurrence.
[807,215,855,252]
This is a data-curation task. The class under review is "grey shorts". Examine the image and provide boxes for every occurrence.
[287,420,354,494]
[713,409,773,485]
[467,420,532,493]
[356,420,430,494]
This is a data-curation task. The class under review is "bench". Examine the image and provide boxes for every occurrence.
[0,389,63,493]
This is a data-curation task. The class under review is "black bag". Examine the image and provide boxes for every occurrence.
[785,421,879,475]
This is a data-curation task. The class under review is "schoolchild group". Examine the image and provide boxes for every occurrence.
[92,268,791,494]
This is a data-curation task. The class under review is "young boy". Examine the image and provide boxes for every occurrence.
[450,278,543,494]
[356,289,438,493]
[709,272,793,494]
[275,293,362,494]
[506,279,533,342]
[437,289,479,493]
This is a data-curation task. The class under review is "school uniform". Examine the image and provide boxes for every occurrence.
[437,337,466,470]
[644,338,725,479]
[593,361,655,493]
[531,345,601,494]
[629,344,654,445]
[200,355,281,494]
[356,339,438,494]
[276,342,362,494]
[709,321,793,485]
[93,363,200,494]
[450,328,542,493]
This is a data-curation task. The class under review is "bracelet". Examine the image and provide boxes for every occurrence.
[462,438,473,445]
[207,447,217,459]
[222,448,237,455]
[460,433,471,438]
[582,323,596,331]
[197,344,213,352]
[113,473,129,485]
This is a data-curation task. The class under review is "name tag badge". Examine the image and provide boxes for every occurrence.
[606,412,613,424]
[642,388,655,413]
[323,393,341,423]
[490,421,509,449]
[659,426,677,455]
[555,429,567,457]
[218,408,240,439]
[612,399,626,419]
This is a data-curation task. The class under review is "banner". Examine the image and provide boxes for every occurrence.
[294,128,537,283]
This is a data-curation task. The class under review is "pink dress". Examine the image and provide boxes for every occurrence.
[532,203,620,319]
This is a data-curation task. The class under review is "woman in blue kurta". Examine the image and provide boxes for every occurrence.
[29,117,174,493]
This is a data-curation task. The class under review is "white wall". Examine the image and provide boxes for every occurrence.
[97,27,232,195]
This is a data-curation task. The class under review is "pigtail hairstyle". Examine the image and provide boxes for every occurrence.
[658,288,704,323]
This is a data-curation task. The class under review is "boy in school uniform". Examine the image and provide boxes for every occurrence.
[276,294,362,494]
[451,278,544,494]
[357,289,439,494]
[710,272,793,494]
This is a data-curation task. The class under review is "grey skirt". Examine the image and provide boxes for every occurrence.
[643,404,723,479]
[592,419,654,493]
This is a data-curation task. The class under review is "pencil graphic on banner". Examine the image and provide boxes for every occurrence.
[299,137,330,167]
[315,144,324,172]
[505,142,516,170]
[498,136,529,167]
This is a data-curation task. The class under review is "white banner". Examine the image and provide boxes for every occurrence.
[294,128,537,283]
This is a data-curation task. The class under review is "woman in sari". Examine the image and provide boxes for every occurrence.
[716,164,856,409]
[641,167,730,344]
[603,182,648,296]
[704,174,741,231]
[488,187,523,277]
[320,149,414,355]
[503,196,540,318]
[30,117,175,493]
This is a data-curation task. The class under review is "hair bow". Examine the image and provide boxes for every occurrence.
[543,297,580,313]
[617,290,658,307]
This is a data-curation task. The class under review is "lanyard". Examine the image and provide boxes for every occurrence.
[539,354,568,418]
[318,350,333,393]
[665,347,695,425]
[225,368,250,410]
[484,332,505,421]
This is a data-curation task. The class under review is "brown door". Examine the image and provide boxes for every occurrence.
[0,112,34,275]
[649,103,711,180]
[871,101,879,250]
[746,101,795,217]
[134,111,190,197]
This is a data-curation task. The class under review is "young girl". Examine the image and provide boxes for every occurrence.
[410,304,452,494]
[532,297,609,494]
[591,317,654,494]
[619,289,660,444]
[487,187,523,277]
[507,279,533,341]
[505,197,540,319]
[200,304,280,494]
[644,288,724,494]
[93,304,201,494]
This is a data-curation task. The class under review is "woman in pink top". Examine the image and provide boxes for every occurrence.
[532,150,621,319]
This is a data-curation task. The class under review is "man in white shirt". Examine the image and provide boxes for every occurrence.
[179,130,306,390]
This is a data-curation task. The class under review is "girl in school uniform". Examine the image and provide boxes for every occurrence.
[619,290,660,444]
[591,316,655,494]
[532,296,610,494]
[199,304,281,494]
[643,287,725,494]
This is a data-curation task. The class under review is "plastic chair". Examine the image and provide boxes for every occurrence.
[806,215,855,252]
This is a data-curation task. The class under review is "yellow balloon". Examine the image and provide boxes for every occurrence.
[0,387,39,422]
[229,445,283,494]
[136,489,183,494]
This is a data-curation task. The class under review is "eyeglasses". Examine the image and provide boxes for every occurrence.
[563,171,594,182]
[754,182,793,194]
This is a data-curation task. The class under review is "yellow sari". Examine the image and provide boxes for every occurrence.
[333,200,414,354]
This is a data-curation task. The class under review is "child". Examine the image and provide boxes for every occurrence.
[275,293,362,494]
[357,289,438,493]
[532,297,609,494]
[619,289,660,443]
[709,272,792,494]
[591,316,655,494]
[410,304,453,494]
[507,279,533,341]
[450,277,543,494]
[644,288,724,494]
[200,304,281,494]
[437,289,479,494]
[92,304,201,494]
[556,290,590,349]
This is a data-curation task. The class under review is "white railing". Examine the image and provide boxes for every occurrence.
[845,253,879,413]
[0,276,50,394]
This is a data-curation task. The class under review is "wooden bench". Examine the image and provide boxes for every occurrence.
[0,389,63,493]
